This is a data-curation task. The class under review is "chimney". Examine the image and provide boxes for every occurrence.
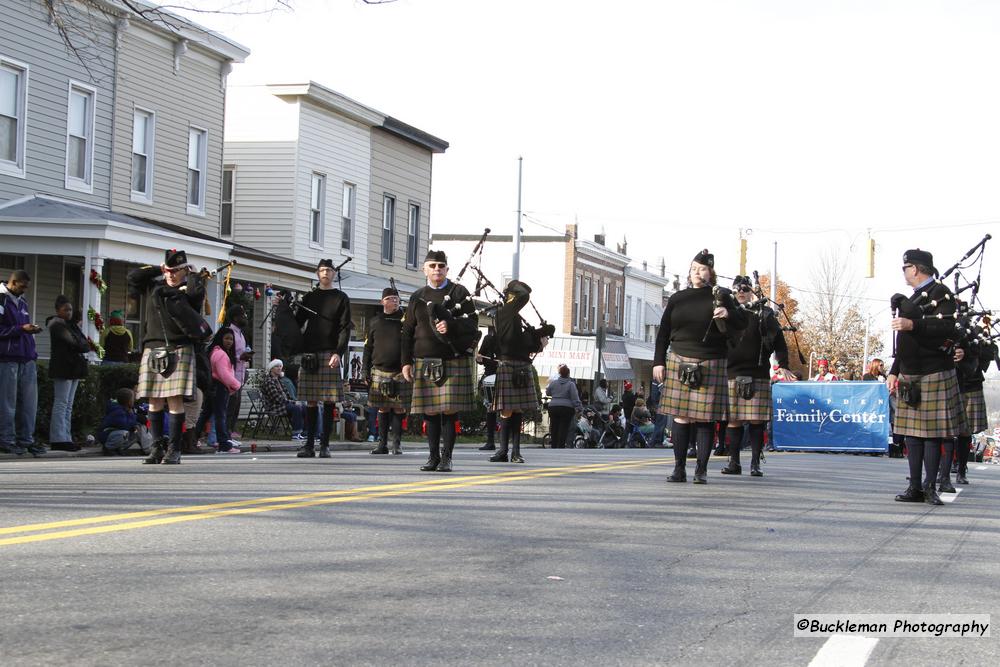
[594,233,605,246]
[621,237,628,256]
[565,223,577,239]
[642,260,647,271]
[659,257,666,277]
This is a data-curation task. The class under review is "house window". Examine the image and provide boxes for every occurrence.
[625,295,632,337]
[592,278,599,331]
[406,203,420,268]
[131,109,154,201]
[573,275,581,331]
[614,286,620,327]
[65,82,96,192]
[581,277,590,330]
[636,298,644,340]
[310,173,325,245]
[0,254,26,271]
[381,195,395,263]
[221,167,235,237]
[603,281,610,324]
[0,58,27,177]
[341,182,355,251]
[186,127,208,214]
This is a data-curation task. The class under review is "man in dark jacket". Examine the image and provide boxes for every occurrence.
[0,270,43,456]
[363,286,410,455]
[47,295,91,450]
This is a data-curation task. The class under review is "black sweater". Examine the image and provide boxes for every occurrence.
[888,280,957,376]
[956,341,995,392]
[296,287,352,354]
[127,266,207,348]
[478,331,499,375]
[401,281,478,365]
[495,290,544,361]
[47,316,90,379]
[654,286,749,364]
[727,307,789,379]
[363,309,404,374]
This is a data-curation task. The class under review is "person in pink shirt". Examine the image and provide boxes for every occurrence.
[193,327,243,453]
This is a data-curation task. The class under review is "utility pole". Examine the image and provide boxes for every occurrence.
[739,230,748,275]
[513,156,523,280]
[770,241,778,303]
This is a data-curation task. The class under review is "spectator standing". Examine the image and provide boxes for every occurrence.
[593,378,613,416]
[812,359,839,381]
[100,309,133,364]
[0,270,43,456]
[862,358,886,382]
[193,327,243,453]
[46,295,90,450]
[546,364,583,448]
[226,305,252,438]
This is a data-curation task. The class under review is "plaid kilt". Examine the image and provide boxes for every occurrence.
[894,369,967,439]
[492,360,541,413]
[961,388,988,435]
[656,352,729,422]
[368,368,412,411]
[296,351,343,403]
[138,344,196,399]
[410,356,475,414]
[727,377,772,422]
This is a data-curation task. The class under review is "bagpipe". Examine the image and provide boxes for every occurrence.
[718,270,807,365]
[455,228,556,356]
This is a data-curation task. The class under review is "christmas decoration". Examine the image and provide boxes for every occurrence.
[87,337,105,359]
[89,269,108,294]
[87,306,105,332]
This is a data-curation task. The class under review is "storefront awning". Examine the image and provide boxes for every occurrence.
[532,336,595,378]
[600,339,635,380]
[625,339,655,361]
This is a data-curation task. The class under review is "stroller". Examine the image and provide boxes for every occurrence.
[572,406,623,449]
[626,420,655,448]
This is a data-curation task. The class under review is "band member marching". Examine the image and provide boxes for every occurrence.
[888,249,966,506]
[488,280,553,464]
[295,259,352,459]
[723,275,795,477]
[401,250,480,473]
[363,286,411,456]
[476,325,500,451]
[653,249,748,484]
[128,249,212,465]
[949,318,995,488]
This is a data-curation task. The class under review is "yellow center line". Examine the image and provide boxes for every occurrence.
[0,458,670,547]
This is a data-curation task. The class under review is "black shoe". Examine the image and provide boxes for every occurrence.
[318,446,331,458]
[161,448,181,465]
[479,443,496,451]
[436,457,452,472]
[143,441,165,464]
[391,445,402,455]
[895,487,924,502]
[938,479,956,494]
[420,458,440,472]
[955,473,969,485]
[511,454,525,463]
[951,463,959,474]
[692,472,707,484]
[489,451,509,462]
[750,466,763,477]
[370,447,389,455]
[297,447,316,458]
[721,462,742,475]
[667,467,686,482]
[924,487,944,506]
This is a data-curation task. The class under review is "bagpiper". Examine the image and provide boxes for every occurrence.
[488,280,553,464]
[888,249,966,506]
[723,275,794,477]
[653,249,748,484]
[295,259,352,459]
[363,286,410,455]
[401,250,479,473]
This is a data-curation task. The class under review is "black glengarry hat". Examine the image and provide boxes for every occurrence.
[316,258,335,271]
[732,275,752,290]
[164,248,189,269]
[693,249,714,268]
[504,279,532,297]
[381,287,399,299]
[424,250,448,264]
[903,249,937,276]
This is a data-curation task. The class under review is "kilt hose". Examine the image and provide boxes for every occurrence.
[410,356,476,414]
[492,360,542,413]
[656,352,729,422]
[961,388,988,435]
[138,344,196,399]
[894,369,967,439]
[727,377,772,422]
[296,350,344,404]
[368,368,412,411]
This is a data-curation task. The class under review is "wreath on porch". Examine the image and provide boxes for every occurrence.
[89,269,108,294]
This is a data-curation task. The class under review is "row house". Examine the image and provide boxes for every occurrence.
[223,81,447,373]
[0,0,249,358]
[433,224,668,399]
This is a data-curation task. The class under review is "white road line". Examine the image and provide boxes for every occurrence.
[808,636,879,667]
[939,488,963,503]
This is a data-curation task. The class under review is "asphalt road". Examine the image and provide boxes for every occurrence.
[1,447,997,666]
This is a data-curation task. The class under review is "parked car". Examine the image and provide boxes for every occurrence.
[972,432,997,463]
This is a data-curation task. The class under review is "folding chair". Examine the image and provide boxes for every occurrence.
[245,388,292,438]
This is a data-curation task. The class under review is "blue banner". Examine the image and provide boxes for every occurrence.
[772,381,890,452]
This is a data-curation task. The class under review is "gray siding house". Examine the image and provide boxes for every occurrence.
[0,0,248,359]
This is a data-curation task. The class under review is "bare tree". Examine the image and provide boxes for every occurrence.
[799,249,883,379]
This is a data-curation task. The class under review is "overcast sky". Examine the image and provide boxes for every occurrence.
[184,0,999,349]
